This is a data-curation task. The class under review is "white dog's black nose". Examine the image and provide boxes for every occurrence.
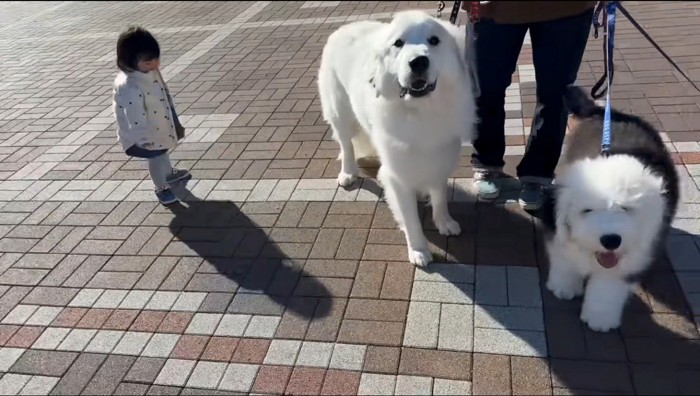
[599,234,622,250]
[409,56,430,74]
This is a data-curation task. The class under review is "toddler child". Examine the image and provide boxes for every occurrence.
[112,26,190,205]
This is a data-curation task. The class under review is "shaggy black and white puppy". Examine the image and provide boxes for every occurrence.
[541,85,679,332]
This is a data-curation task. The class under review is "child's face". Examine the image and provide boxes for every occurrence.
[137,58,160,73]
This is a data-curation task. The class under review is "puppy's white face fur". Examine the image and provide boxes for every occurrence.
[372,11,467,101]
[555,155,666,272]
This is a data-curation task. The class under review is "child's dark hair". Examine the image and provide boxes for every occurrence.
[116,26,160,72]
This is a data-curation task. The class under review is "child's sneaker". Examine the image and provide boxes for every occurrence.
[155,187,178,205]
[166,168,191,185]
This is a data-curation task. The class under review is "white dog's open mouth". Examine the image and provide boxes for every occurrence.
[595,251,620,268]
[400,79,437,98]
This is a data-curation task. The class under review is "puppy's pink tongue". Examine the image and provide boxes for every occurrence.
[596,252,619,268]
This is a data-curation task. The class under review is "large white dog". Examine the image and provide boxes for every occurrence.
[317,10,477,266]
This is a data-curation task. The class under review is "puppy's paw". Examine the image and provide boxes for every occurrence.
[546,276,583,300]
[408,248,433,267]
[337,172,358,188]
[434,217,461,236]
[580,303,621,332]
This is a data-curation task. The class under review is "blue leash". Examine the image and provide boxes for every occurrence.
[591,1,617,155]
[601,2,617,155]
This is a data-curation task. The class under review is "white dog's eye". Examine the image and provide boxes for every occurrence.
[428,36,440,46]
[621,206,633,212]
[393,39,404,48]
[581,209,593,215]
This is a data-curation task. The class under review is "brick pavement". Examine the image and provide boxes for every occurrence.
[0,1,700,395]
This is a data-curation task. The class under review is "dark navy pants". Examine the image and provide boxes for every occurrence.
[470,8,594,182]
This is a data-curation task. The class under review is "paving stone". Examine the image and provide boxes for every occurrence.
[474,305,545,331]
[475,266,508,306]
[252,365,293,394]
[243,315,280,338]
[185,361,228,389]
[114,383,149,396]
[214,314,250,337]
[125,357,167,384]
[0,373,31,395]
[438,303,474,352]
[50,352,106,395]
[154,359,196,387]
[411,281,473,304]
[0,347,26,372]
[286,366,326,395]
[507,266,542,307]
[231,339,270,364]
[57,329,96,352]
[473,328,547,357]
[25,307,62,326]
[10,350,77,376]
[337,319,404,346]
[395,375,433,396]
[358,373,396,396]
[433,379,473,396]
[218,363,259,393]
[112,331,153,356]
[141,334,180,358]
[85,330,125,354]
[170,335,208,360]
[296,341,334,368]
[399,348,471,381]
[403,301,440,349]
[200,336,239,362]
[19,375,60,395]
[511,356,551,395]
[472,353,511,395]
[185,313,223,335]
[264,339,302,366]
[2,305,39,325]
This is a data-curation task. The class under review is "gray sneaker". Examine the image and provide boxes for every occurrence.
[518,182,544,210]
[473,170,501,201]
[166,168,191,185]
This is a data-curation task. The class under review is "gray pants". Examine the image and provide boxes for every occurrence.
[148,152,173,190]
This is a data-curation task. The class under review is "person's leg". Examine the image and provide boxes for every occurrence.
[471,20,529,200]
[148,152,178,204]
[517,9,594,210]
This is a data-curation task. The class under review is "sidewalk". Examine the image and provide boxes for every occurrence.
[0,1,699,395]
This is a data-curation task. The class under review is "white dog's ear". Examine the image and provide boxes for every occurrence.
[436,19,469,71]
[553,186,573,240]
[367,26,401,99]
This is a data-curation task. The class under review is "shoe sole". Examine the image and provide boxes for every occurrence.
[478,190,500,201]
[159,198,179,205]
[518,199,541,211]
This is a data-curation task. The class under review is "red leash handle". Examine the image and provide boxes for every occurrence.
[469,1,480,24]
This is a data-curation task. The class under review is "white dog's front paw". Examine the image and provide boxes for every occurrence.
[337,172,358,187]
[546,276,584,300]
[408,248,433,267]
[580,303,621,332]
[434,217,461,236]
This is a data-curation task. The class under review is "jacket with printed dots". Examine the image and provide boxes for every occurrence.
[112,69,179,152]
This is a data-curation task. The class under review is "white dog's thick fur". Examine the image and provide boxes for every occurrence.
[542,86,679,332]
[546,155,666,332]
[317,10,476,266]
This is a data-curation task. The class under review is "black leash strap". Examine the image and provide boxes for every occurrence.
[590,1,611,100]
[449,1,462,24]
[617,3,700,94]
[592,2,700,99]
